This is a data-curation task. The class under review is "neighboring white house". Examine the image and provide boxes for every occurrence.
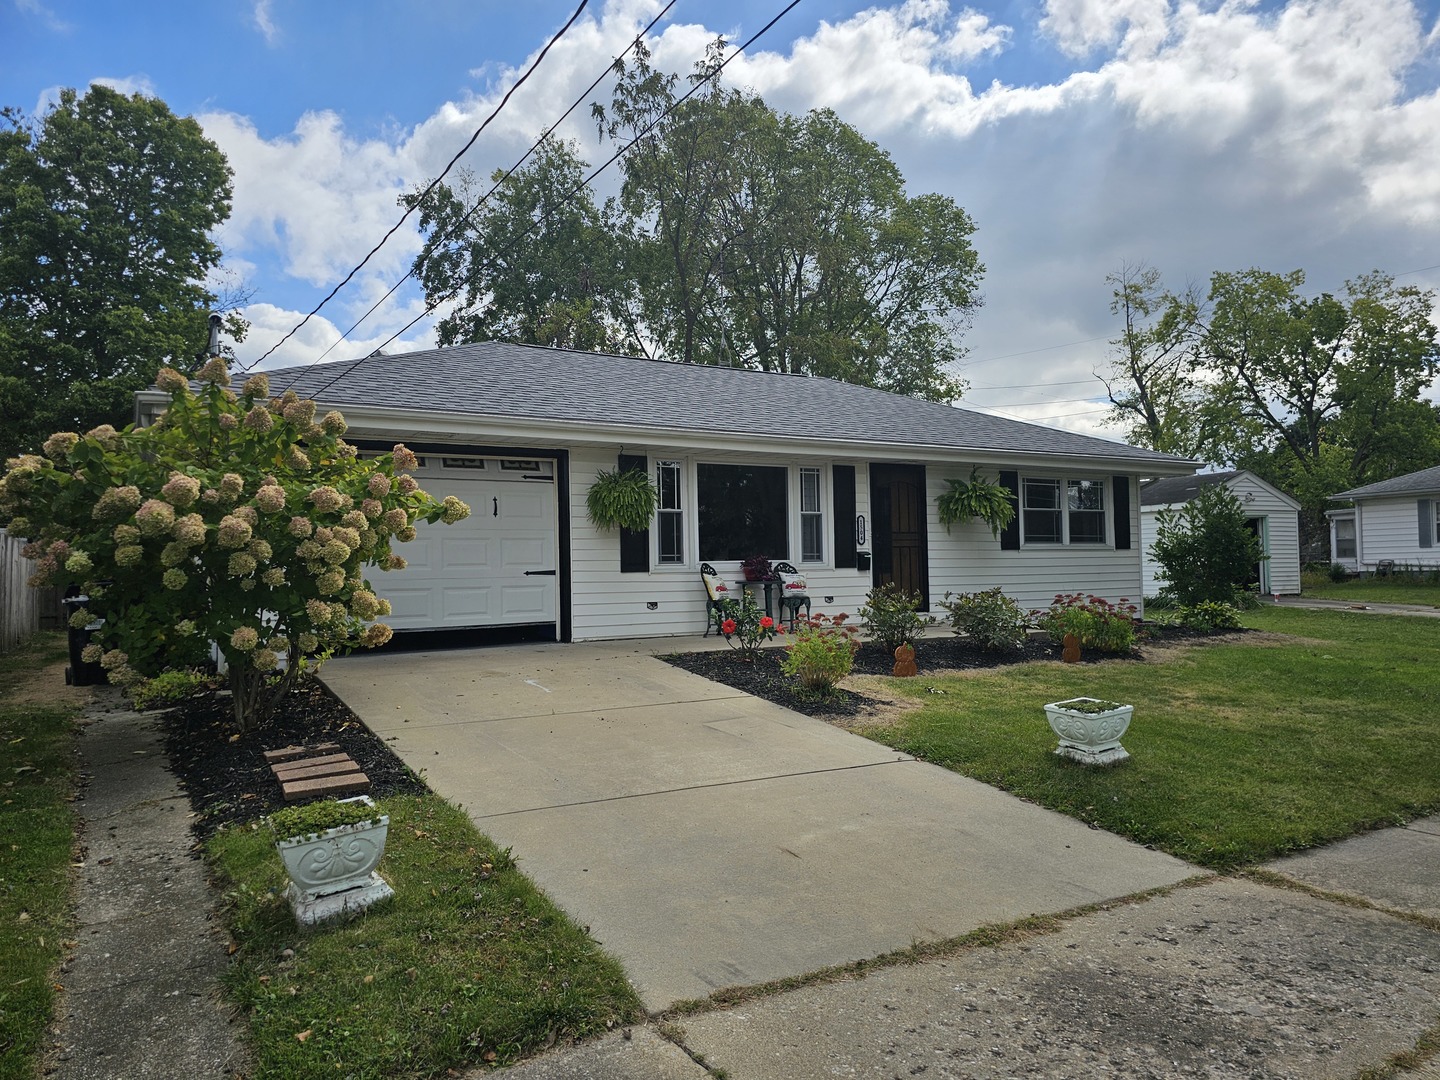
[139,342,1198,642]
[1139,470,1301,598]
[1328,463,1440,575]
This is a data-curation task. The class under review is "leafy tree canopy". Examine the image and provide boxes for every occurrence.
[407,40,984,403]
[1102,264,1440,551]
[0,85,245,459]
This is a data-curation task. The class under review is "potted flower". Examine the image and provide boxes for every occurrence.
[741,554,774,582]
[268,795,394,924]
[1043,697,1133,765]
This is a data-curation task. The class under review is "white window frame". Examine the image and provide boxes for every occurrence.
[656,460,684,565]
[1020,475,1109,546]
[799,466,824,564]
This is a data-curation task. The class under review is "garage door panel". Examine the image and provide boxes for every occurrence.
[441,538,494,571]
[500,536,549,570]
[499,584,550,617]
[383,587,437,623]
[502,488,549,520]
[441,587,493,622]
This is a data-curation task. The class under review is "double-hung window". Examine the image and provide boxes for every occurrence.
[799,467,823,563]
[656,460,683,564]
[1021,477,1106,544]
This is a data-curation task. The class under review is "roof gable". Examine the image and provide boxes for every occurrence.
[260,341,1196,469]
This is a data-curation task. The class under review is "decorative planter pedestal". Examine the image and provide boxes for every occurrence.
[1044,698,1133,765]
[275,796,393,925]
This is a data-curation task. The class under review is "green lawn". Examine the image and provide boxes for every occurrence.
[210,794,642,1079]
[857,607,1440,870]
[1299,572,1440,607]
[0,635,79,1080]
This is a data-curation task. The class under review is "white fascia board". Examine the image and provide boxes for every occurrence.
[331,403,1200,476]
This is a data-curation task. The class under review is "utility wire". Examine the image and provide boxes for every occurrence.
[247,0,590,371]
[344,0,805,374]
[304,0,681,369]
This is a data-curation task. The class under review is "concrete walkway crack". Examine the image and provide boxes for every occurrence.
[472,755,916,819]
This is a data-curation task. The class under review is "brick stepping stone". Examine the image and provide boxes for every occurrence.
[265,742,370,802]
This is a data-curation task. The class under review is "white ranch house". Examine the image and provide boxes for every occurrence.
[1328,464,1440,575]
[140,342,1198,643]
[1139,471,1302,598]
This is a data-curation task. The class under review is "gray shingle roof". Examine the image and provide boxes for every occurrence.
[1332,464,1440,500]
[263,341,1195,468]
[1139,471,1241,506]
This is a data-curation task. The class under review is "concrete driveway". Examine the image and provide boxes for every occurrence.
[322,639,1194,1010]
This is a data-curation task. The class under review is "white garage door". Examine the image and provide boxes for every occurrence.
[381,456,558,632]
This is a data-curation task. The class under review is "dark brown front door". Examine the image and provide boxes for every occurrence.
[870,463,928,607]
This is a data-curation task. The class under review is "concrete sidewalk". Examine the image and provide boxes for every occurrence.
[49,691,247,1079]
[322,640,1196,1010]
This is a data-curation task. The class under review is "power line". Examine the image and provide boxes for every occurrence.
[960,335,1110,369]
[305,0,681,369]
[343,0,805,373]
[247,0,591,371]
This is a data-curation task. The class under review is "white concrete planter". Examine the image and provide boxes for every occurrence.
[1044,698,1133,765]
[275,796,393,924]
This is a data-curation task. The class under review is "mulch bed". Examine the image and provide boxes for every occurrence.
[662,623,1224,720]
[159,679,427,841]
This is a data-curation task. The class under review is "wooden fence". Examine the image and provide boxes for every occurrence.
[0,528,62,653]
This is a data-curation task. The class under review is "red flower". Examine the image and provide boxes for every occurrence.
[760,616,774,629]
[721,619,737,635]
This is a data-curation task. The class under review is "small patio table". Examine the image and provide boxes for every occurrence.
[734,579,779,621]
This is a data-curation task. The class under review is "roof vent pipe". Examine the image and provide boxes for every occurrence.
[206,312,223,357]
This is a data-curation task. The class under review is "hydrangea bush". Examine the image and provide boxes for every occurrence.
[0,357,470,730]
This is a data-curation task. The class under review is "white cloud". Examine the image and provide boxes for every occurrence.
[15,0,70,33]
[199,0,1440,440]
[253,0,279,45]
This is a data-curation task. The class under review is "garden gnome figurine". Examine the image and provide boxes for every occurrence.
[893,643,918,677]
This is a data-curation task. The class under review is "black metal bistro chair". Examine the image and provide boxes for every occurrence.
[773,561,812,630]
[700,562,734,636]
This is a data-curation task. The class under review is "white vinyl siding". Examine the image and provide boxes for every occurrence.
[1344,496,1440,573]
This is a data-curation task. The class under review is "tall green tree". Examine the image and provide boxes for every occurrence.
[1099,262,1208,457]
[0,85,243,460]
[404,136,634,352]
[1102,265,1440,553]
[594,41,984,401]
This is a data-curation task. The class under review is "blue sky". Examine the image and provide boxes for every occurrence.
[4,0,1440,437]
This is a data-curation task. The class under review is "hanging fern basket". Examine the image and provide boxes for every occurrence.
[586,467,658,532]
[937,469,1017,538]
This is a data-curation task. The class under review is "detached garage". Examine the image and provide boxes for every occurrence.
[1140,470,1301,598]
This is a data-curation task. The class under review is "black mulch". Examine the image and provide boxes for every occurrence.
[661,623,1225,720]
[159,678,428,841]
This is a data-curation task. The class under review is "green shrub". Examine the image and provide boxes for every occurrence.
[858,583,929,652]
[1150,485,1266,607]
[1035,592,1139,654]
[1175,600,1243,631]
[780,613,859,693]
[129,668,216,711]
[939,588,1027,652]
[1328,562,1350,583]
[267,797,381,839]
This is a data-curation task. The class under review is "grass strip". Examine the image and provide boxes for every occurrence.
[854,607,1440,870]
[1296,574,1440,607]
[209,793,642,1079]
[0,634,79,1080]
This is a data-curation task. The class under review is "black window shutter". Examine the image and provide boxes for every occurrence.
[999,471,1020,550]
[618,453,649,573]
[1112,474,1132,550]
[1420,499,1434,549]
[833,465,857,568]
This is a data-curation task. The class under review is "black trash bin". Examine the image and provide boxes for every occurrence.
[62,595,107,686]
